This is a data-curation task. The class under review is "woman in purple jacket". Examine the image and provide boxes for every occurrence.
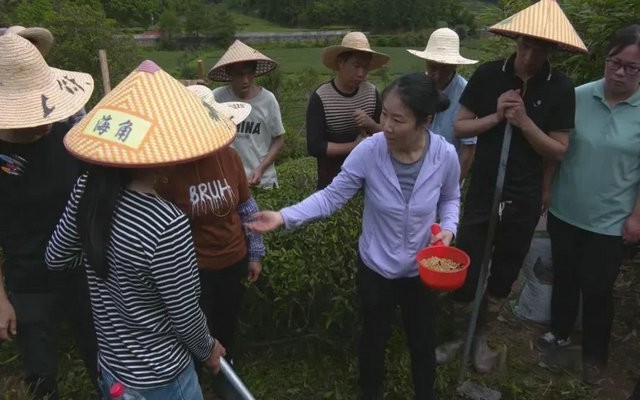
[247,72,460,400]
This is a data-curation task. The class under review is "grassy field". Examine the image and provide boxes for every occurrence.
[140,43,489,79]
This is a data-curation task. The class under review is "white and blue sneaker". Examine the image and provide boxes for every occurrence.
[536,331,571,352]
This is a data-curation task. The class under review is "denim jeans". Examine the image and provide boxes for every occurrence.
[98,361,204,400]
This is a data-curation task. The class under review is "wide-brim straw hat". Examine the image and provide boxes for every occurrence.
[406,28,477,65]
[5,25,54,57]
[322,32,390,71]
[0,34,93,130]
[208,40,277,82]
[186,85,252,125]
[489,0,588,54]
[64,60,237,168]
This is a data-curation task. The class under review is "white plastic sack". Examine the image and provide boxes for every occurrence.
[514,233,582,328]
[514,235,553,323]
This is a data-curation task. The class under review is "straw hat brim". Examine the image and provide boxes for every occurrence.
[406,48,478,65]
[187,85,252,124]
[208,59,277,82]
[322,46,390,71]
[0,67,93,129]
[207,40,278,82]
[63,61,238,168]
[487,0,588,54]
[488,29,588,54]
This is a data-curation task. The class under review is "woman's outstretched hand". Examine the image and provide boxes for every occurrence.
[245,211,284,233]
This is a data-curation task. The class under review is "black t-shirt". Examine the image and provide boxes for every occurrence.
[0,122,83,292]
[460,55,575,222]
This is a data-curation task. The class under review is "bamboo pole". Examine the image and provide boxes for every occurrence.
[98,49,111,95]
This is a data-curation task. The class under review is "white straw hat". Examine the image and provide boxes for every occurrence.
[322,32,390,71]
[0,34,94,130]
[208,40,277,82]
[489,0,587,53]
[407,28,477,65]
[5,25,55,57]
[64,60,237,168]
[187,85,252,124]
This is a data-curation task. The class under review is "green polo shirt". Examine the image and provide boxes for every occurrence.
[550,79,640,236]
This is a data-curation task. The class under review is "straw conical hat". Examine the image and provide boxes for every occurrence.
[0,34,93,130]
[64,60,237,168]
[186,85,251,125]
[407,28,477,65]
[208,40,277,82]
[322,32,390,71]
[5,25,54,57]
[489,0,587,53]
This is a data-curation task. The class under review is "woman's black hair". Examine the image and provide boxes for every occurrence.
[381,72,450,126]
[76,166,132,279]
[607,24,640,57]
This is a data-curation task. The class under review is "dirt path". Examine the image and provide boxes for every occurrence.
[480,261,639,400]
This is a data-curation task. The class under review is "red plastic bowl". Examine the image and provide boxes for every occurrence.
[416,246,470,291]
[416,224,471,291]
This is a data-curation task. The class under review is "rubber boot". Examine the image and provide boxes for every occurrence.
[472,297,504,374]
[436,339,464,364]
[472,332,498,374]
[435,300,472,365]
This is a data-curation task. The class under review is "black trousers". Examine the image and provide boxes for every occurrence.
[356,258,436,400]
[9,270,99,400]
[548,213,623,366]
[197,255,248,400]
[452,200,540,302]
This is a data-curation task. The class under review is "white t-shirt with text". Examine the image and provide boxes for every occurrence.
[213,86,285,188]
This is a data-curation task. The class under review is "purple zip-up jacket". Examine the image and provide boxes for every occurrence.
[282,131,461,279]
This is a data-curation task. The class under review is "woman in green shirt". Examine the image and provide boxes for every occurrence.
[537,24,640,385]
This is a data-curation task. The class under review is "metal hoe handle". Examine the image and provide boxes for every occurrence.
[457,123,513,385]
[220,357,256,400]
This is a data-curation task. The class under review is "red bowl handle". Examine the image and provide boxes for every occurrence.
[431,223,443,246]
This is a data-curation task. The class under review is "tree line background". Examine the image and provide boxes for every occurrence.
[2,0,637,88]
[0,0,481,34]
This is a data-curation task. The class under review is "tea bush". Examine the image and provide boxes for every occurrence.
[244,157,364,341]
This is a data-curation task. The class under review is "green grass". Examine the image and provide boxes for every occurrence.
[140,40,489,78]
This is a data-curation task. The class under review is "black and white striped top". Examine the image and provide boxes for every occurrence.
[308,80,380,147]
[46,174,214,389]
[306,80,381,189]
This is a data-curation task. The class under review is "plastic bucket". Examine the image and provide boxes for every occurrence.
[415,224,471,291]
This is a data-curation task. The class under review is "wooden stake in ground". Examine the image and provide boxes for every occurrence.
[197,59,205,81]
[98,49,111,95]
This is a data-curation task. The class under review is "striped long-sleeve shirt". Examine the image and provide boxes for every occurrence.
[46,174,214,389]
